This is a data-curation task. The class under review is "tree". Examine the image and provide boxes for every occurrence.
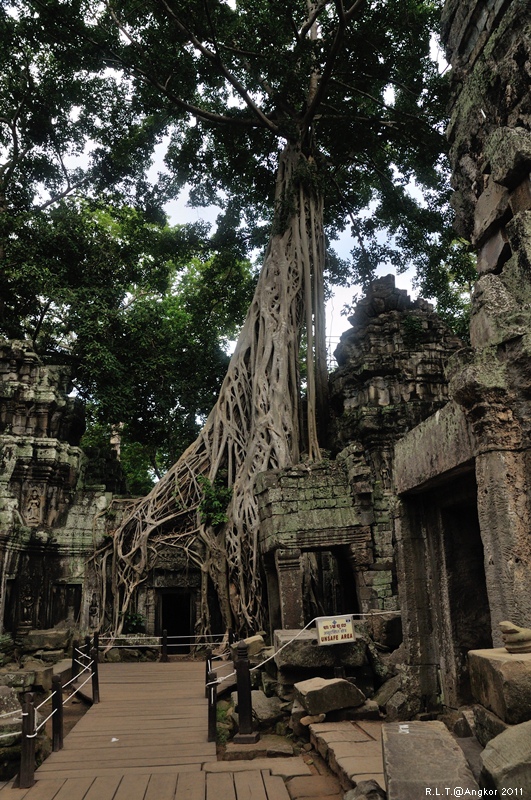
[1,0,255,495]
[34,0,458,634]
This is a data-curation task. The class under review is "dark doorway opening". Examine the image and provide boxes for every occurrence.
[441,499,492,704]
[302,549,360,623]
[157,590,193,654]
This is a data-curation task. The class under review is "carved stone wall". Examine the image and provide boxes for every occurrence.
[392,0,531,715]
[0,340,112,635]
[257,277,462,651]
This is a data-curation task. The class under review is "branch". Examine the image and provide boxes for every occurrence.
[37,179,87,211]
[303,0,373,128]
[105,3,259,128]
[299,0,329,40]
[156,0,280,134]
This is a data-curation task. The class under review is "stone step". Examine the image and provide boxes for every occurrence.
[382,721,479,800]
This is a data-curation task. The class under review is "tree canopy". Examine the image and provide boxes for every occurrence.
[2,0,476,632]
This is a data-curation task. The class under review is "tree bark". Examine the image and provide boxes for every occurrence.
[99,141,327,634]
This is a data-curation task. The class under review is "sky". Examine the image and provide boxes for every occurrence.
[161,185,417,366]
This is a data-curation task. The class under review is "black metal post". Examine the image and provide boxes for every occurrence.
[233,640,259,743]
[18,692,36,788]
[205,647,212,698]
[93,630,100,653]
[51,675,64,752]
[161,629,168,662]
[91,647,100,704]
[71,639,79,680]
[84,634,91,662]
[207,670,217,742]
[228,628,234,645]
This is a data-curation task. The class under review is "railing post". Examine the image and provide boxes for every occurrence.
[228,628,234,646]
[161,629,168,662]
[207,670,217,742]
[51,675,64,752]
[233,640,259,743]
[205,647,212,698]
[71,639,79,680]
[84,634,92,660]
[18,692,36,788]
[91,647,100,704]
[93,630,99,652]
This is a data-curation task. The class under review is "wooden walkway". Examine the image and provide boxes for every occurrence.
[0,662,292,800]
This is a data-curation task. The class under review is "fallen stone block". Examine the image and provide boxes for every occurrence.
[19,628,72,652]
[345,780,386,800]
[471,703,509,747]
[295,678,365,716]
[300,714,326,726]
[382,721,479,799]
[274,629,368,671]
[480,719,531,793]
[469,648,531,724]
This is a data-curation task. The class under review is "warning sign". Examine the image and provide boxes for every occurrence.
[315,615,356,646]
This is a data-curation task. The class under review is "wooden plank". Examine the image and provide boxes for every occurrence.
[41,743,214,764]
[52,777,95,800]
[37,756,209,772]
[175,772,205,800]
[113,773,150,800]
[206,773,236,800]
[0,784,32,800]
[82,776,122,800]
[260,771,291,800]
[2,781,64,800]
[234,771,268,800]
[35,764,202,780]
[144,773,178,800]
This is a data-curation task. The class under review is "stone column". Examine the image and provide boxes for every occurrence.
[274,548,304,629]
[475,450,531,644]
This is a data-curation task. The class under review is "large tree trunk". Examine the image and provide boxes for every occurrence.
[98,142,327,635]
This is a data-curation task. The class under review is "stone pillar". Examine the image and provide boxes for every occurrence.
[274,548,304,629]
[475,450,531,644]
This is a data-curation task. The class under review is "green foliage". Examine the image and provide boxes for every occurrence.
[198,475,233,528]
[1,0,474,490]
[26,0,463,305]
[402,315,424,349]
[119,611,145,634]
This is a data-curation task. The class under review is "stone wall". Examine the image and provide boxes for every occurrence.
[391,0,531,714]
[257,277,463,662]
[0,340,113,636]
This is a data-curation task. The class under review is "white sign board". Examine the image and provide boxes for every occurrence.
[315,615,356,645]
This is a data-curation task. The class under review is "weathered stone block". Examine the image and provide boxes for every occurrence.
[20,660,52,692]
[274,629,368,671]
[509,175,531,214]
[480,720,531,793]
[477,229,511,274]
[470,703,508,748]
[472,181,511,246]
[382,721,479,799]
[469,648,531,724]
[294,677,365,715]
[20,629,72,652]
[485,127,531,188]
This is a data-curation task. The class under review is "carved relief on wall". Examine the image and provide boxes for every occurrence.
[24,484,45,526]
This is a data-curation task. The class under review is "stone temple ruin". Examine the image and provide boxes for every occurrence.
[1,0,531,789]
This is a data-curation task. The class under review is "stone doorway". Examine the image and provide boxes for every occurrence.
[439,493,492,705]
[156,589,195,654]
[399,468,493,710]
[302,549,359,623]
